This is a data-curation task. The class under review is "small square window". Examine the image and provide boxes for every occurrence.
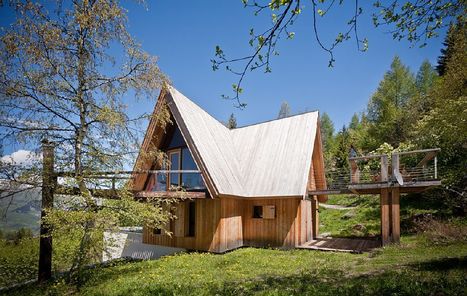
[153,228,162,235]
[253,206,263,218]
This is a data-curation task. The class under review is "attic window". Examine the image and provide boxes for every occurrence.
[253,206,263,218]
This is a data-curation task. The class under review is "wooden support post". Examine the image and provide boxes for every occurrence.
[380,188,390,246]
[38,140,55,282]
[390,187,400,244]
[380,155,388,182]
[311,196,319,239]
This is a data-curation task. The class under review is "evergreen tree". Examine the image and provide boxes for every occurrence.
[334,126,351,170]
[277,101,291,119]
[407,60,438,117]
[319,112,335,169]
[414,21,466,201]
[436,23,464,76]
[226,113,237,129]
[349,113,360,130]
[366,56,416,148]
[416,60,438,97]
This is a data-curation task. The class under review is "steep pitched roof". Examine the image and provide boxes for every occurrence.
[138,85,320,198]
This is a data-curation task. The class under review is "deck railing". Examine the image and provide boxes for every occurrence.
[320,148,440,191]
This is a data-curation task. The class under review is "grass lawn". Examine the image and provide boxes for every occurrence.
[2,194,466,295]
[4,235,466,296]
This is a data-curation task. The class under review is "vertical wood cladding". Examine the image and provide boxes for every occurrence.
[143,197,312,253]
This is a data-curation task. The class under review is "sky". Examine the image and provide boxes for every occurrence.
[0,0,448,160]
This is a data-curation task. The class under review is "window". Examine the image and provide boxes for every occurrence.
[253,206,263,218]
[252,205,276,219]
[181,148,204,190]
[153,228,162,235]
[186,201,196,237]
[145,146,205,192]
[168,150,180,188]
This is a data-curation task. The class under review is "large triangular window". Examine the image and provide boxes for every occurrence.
[144,124,205,192]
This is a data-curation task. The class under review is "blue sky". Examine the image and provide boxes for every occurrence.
[121,1,445,129]
[0,0,448,157]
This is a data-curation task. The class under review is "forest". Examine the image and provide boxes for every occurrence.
[318,22,466,216]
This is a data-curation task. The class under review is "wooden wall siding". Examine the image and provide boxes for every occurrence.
[242,198,309,248]
[143,198,222,252]
[300,200,313,243]
[143,197,314,252]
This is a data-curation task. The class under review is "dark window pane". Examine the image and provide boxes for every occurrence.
[181,148,205,190]
[169,152,180,187]
[181,148,197,170]
[154,173,167,191]
[166,126,185,149]
[253,206,263,218]
[187,201,196,237]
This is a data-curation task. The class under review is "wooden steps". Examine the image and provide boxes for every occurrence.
[298,237,380,253]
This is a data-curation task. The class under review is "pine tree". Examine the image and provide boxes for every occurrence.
[436,23,465,76]
[277,101,291,119]
[366,56,416,148]
[349,113,360,130]
[226,113,237,129]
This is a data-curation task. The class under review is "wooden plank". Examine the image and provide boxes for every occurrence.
[174,202,186,237]
[391,187,400,244]
[380,188,390,246]
[135,191,206,199]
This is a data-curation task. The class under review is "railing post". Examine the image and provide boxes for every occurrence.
[434,156,438,179]
[38,139,56,282]
[350,159,360,184]
[380,155,388,182]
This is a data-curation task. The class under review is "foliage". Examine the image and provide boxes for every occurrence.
[366,56,417,148]
[4,227,34,245]
[0,238,38,288]
[277,101,291,119]
[319,112,335,169]
[0,0,175,282]
[436,23,465,76]
[212,0,464,105]
[226,113,238,129]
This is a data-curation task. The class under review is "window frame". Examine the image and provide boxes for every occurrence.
[167,148,182,189]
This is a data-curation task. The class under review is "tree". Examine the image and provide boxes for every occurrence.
[436,23,465,76]
[277,101,291,119]
[334,126,351,170]
[319,112,335,169]
[413,21,466,207]
[0,0,174,281]
[349,113,360,130]
[366,56,416,148]
[226,113,238,129]
[409,60,438,116]
[212,0,464,106]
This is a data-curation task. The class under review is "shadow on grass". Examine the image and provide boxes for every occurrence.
[5,256,466,296]
[409,256,467,272]
[210,267,466,296]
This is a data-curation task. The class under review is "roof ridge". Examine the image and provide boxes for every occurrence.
[234,110,319,130]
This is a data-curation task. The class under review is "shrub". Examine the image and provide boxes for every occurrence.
[414,217,467,245]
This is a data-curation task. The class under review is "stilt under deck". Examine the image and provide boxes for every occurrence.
[304,148,441,252]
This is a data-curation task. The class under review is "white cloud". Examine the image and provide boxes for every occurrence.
[1,150,42,165]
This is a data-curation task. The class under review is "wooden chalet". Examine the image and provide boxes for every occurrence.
[132,85,327,253]
[132,86,441,253]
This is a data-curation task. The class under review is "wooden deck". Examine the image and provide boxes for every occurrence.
[298,237,380,253]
